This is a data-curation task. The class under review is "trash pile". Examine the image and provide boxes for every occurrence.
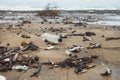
[0,41,39,73]
[41,55,99,74]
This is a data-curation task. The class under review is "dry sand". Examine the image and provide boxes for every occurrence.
[0,23,120,80]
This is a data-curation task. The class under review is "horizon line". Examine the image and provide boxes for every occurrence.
[0,8,120,11]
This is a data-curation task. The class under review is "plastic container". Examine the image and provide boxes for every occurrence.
[41,33,62,44]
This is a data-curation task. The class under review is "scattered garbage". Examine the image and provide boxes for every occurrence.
[0,66,12,72]
[0,10,120,80]
[4,47,20,55]
[83,36,92,42]
[59,34,69,38]
[20,41,39,51]
[41,55,99,74]
[105,37,120,41]
[72,32,96,37]
[30,63,42,77]
[21,34,30,38]
[68,45,84,52]
[65,45,84,56]
[73,33,85,36]
[7,24,16,30]
[41,33,62,44]
[0,41,40,76]
[87,43,101,49]
[85,32,96,36]
[45,45,55,50]
[0,46,7,54]
[12,65,28,71]
[101,68,112,76]
[3,58,10,62]
[0,53,39,72]
[65,50,72,56]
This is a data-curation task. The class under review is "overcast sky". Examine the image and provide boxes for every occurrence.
[0,0,120,10]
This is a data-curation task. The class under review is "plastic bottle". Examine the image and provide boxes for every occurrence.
[41,33,62,44]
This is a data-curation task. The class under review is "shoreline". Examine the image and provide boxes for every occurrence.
[0,13,120,80]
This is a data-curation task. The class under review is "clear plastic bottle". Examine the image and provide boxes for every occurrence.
[41,33,62,44]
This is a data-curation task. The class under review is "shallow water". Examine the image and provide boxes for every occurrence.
[0,13,120,26]
[105,15,120,20]
[88,21,120,26]
[0,20,22,24]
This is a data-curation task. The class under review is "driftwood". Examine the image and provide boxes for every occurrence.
[30,63,42,77]
[4,47,20,55]
[85,32,96,36]
[106,37,120,41]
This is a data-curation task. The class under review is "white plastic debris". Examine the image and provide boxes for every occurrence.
[0,75,6,80]
[41,33,62,44]
[45,45,55,50]
[69,46,84,52]
[106,68,111,74]
[80,69,87,73]
[12,65,28,71]
[65,45,84,56]
[88,43,101,49]
[3,58,10,62]
[101,67,112,76]
[65,50,72,56]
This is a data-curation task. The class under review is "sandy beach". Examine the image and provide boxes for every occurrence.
[0,21,120,80]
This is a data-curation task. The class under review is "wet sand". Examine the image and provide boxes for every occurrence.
[0,23,120,80]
